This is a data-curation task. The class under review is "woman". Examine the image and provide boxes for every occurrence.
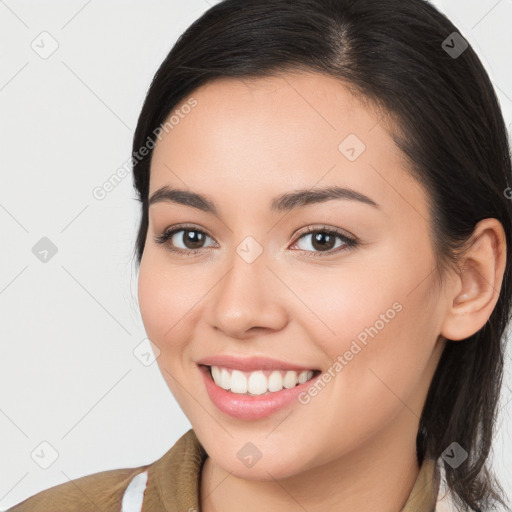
[8,0,511,510]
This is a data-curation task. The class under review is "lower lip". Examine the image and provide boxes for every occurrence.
[199,365,321,420]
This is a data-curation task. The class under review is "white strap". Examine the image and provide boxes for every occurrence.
[121,470,148,512]
[435,458,457,511]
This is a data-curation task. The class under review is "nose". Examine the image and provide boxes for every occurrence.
[208,249,288,339]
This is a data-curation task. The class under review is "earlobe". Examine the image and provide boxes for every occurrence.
[440,218,506,341]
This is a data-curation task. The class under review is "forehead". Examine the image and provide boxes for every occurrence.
[149,71,423,217]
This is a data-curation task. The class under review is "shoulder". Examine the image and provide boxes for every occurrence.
[6,464,150,512]
[6,429,206,512]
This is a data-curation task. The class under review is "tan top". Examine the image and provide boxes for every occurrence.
[7,428,443,511]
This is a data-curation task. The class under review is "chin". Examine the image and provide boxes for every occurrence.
[207,441,310,481]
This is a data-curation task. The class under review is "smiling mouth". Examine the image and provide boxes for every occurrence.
[202,364,321,396]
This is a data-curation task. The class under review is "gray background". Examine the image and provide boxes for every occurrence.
[0,0,510,509]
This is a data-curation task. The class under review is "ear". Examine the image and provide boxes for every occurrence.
[440,218,507,341]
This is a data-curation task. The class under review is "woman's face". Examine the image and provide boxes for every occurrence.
[138,71,448,480]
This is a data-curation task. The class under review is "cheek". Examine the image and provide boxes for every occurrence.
[137,247,203,340]
[138,261,170,342]
[302,245,438,414]
[137,253,201,406]
[290,257,407,354]
[344,293,436,422]
[314,231,437,362]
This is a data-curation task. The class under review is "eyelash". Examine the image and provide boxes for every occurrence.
[154,223,358,259]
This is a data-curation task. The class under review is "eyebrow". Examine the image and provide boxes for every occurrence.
[148,185,379,214]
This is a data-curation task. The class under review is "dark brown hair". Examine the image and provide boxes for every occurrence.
[130,1,512,509]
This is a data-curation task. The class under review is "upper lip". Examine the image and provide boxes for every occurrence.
[197,355,319,372]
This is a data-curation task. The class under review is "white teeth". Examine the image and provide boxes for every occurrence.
[248,371,267,395]
[268,370,284,392]
[210,366,231,390]
[283,371,298,389]
[230,370,247,393]
[298,371,310,384]
[209,366,315,395]
[220,368,231,390]
[211,365,221,383]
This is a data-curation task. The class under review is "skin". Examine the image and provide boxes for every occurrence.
[137,71,506,512]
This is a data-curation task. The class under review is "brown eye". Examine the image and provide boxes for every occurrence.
[175,229,207,250]
[304,231,337,251]
[154,226,217,255]
[291,226,358,258]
